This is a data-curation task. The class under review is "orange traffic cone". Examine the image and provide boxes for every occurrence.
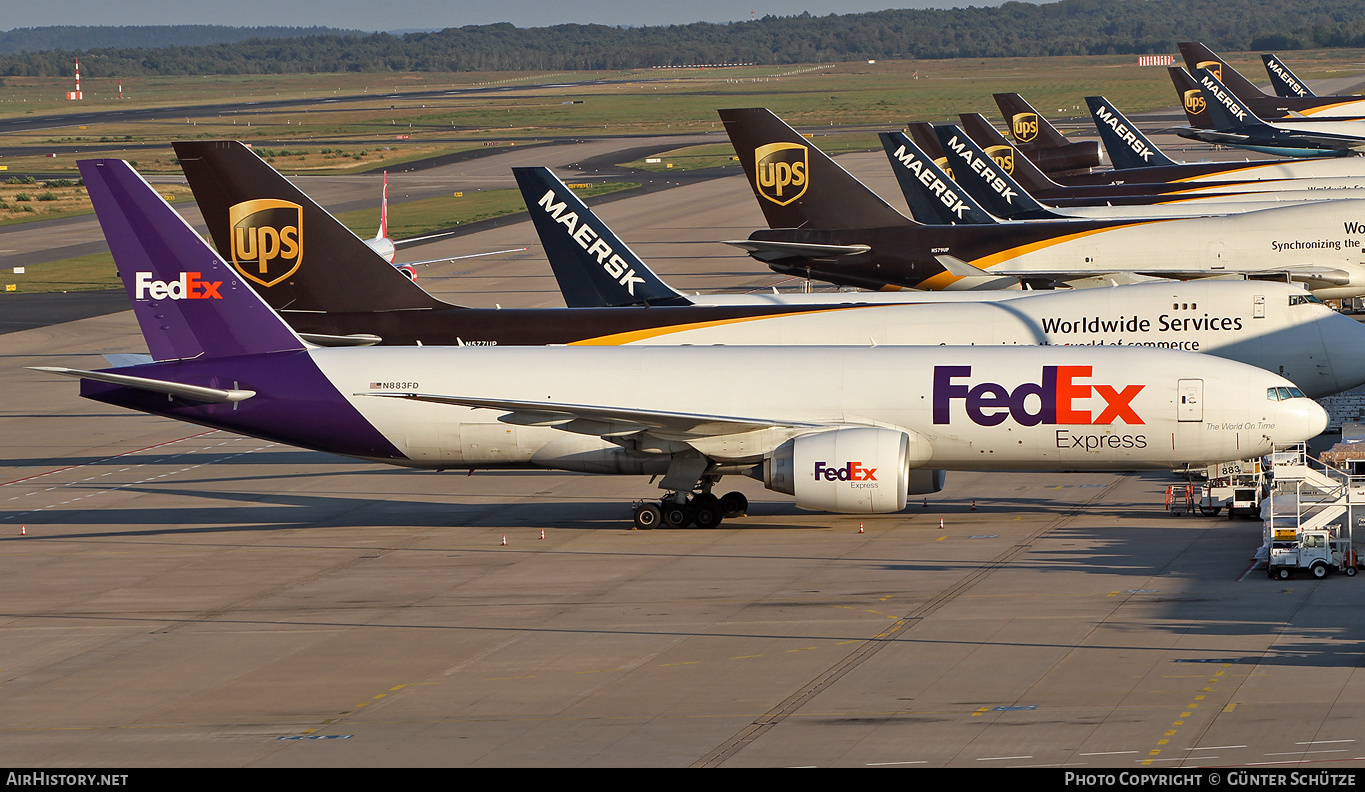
[501,535,507,546]
[938,517,945,529]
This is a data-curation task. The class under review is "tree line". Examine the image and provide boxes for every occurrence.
[2,0,1365,77]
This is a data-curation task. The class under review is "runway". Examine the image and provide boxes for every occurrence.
[2,131,1364,768]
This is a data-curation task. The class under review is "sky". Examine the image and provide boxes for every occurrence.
[2,1,1049,33]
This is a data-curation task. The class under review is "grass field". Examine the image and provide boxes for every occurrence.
[11,50,1362,178]
[3,50,1363,292]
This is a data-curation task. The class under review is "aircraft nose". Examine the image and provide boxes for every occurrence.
[1273,397,1329,445]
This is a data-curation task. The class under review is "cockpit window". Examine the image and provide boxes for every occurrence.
[1289,294,1326,307]
[1267,386,1308,400]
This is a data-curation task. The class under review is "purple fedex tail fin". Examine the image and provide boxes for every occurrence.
[78,159,305,362]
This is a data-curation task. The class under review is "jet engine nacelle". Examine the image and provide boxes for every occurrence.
[1030,140,1104,175]
[760,426,933,513]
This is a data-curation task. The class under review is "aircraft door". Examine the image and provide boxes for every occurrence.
[1254,294,1265,319]
[1178,379,1204,422]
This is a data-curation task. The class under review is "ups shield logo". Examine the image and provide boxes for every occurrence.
[984,145,1015,174]
[229,199,303,287]
[934,156,955,180]
[1196,60,1223,81]
[754,142,808,206]
[1012,112,1039,143]
[1184,89,1207,115]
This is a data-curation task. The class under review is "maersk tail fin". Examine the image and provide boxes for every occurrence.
[878,130,995,224]
[1084,97,1177,170]
[1262,54,1316,98]
[172,141,448,314]
[78,159,305,362]
[718,107,914,229]
[932,125,1063,220]
[512,167,692,307]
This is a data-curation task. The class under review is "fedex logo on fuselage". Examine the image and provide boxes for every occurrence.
[535,189,646,296]
[813,461,877,482]
[933,365,1145,427]
[133,272,223,300]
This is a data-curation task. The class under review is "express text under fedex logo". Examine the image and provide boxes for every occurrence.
[933,365,1145,426]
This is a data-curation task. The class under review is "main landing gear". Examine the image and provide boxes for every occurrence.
[632,489,749,529]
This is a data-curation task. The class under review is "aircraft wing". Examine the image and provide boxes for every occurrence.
[395,246,529,267]
[1174,126,1365,152]
[936,255,1355,287]
[29,367,256,403]
[722,239,871,262]
[360,391,827,441]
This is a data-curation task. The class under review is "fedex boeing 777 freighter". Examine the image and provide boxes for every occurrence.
[33,159,1327,529]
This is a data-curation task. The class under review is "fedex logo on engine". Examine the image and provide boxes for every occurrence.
[813,461,877,482]
[933,365,1144,426]
[133,272,223,300]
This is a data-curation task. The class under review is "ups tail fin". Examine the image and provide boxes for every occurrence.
[512,167,692,307]
[992,93,1071,149]
[878,131,995,225]
[1169,66,1216,129]
[1178,42,1269,102]
[1084,96,1177,169]
[78,159,305,362]
[172,141,449,313]
[956,113,1061,192]
[718,107,913,229]
[1262,54,1316,98]
[932,124,1060,220]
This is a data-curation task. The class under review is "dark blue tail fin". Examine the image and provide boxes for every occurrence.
[78,159,305,362]
[932,125,1062,220]
[1262,54,1316,98]
[1191,67,1274,131]
[512,167,691,307]
[1084,97,1177,169]
[877,130,995,225]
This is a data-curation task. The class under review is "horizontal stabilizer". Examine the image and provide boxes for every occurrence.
[299,333,383,347]
[722,239,871,261]
[29,367,256,403]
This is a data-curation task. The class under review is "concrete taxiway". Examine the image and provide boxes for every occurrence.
[3,135,1365,768]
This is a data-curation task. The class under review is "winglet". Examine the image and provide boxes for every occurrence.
[511,167,692,307]
[78,158,305,362]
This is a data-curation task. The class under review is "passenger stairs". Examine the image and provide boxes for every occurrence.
[1263,444,1362,558]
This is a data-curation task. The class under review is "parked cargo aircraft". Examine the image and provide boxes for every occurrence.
[954,112,1365,204]
[520,162,1365,399]
[1078,96,1365,184]
[38,158,1328,528]
[890,126,1333,222]
[720,107,1365,298]
[1179,41,1365,118]
[174,140,1027,345]
[1169,67,1365,157]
